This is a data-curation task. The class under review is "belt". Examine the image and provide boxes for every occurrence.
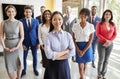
[6,37,18,40]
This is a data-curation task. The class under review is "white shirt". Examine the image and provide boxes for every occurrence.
[38,24,50,45]
[72,22,95,42]
[26,17,32,27]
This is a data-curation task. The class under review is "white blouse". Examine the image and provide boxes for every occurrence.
[72,22,95,42]
[38,24,50,45]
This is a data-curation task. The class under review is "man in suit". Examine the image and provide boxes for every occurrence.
[87,6,101,68]
[63,6,77,62]
[36,6,46,24]
[20,5,39,77]
[63,6,77,35]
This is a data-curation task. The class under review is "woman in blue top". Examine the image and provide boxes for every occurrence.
[72,8,95,79]
[44,11,75,79]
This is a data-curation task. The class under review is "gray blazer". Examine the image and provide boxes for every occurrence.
[63,15,77,35]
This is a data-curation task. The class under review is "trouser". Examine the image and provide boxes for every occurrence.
[23,45,38,72]
[97,42,113,76]
[40,46,49,68]
[92,38,98,62]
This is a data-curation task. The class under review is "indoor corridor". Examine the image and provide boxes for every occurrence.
[0,33,120,79]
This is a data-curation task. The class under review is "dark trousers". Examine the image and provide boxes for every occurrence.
[23,45,38,72]
[92,38,98,62]
[40,47,49,68]
[97,42,113,76]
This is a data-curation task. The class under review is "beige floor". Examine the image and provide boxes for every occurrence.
[0,34,120,79]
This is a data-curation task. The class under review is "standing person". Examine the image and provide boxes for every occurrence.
[63,6,77,35]
[96,9,117,79]
[38,10,52,68]
[87,5,101,68]
[36,6,46,24]
[20,5,39,77]
[63,6,77,62]
[72,8,95,79]
[44,11,75,79]
[0,5,24,79]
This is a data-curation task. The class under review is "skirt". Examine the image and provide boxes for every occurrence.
[76,42,93,63]
[44,59,71,79]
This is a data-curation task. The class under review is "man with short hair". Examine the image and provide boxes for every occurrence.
[20,5,39,77]
[36,6,46,24]
[87,6,101,68]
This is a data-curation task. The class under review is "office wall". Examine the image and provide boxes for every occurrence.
[0,0,45,22]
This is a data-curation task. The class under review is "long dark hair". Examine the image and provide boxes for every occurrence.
[49,11,63,32]
[42,10,52,25]
[100,9,114,25]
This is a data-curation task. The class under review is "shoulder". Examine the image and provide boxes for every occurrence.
[86,22,94,28]
[36,15,40,18]
[20,18,25,22]
[63,31,72,38]
[72,22,79,30]
[32,18,39,23]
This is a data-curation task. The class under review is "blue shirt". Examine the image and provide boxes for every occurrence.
[45,30,75,60]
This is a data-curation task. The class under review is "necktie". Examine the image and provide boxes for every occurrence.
[92,16,94,24]
[28,19,31,29]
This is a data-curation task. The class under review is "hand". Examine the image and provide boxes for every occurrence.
[4,47,10,52]
[23,45,27,51]
[40,45,44,50]
[77,49,83,57]
[103,40,112,47]
[10,47,18,52]
[65,49,70,54]
[36,44,40,49]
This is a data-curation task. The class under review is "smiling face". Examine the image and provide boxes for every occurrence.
[52,13,63,30]
[6,7,16,19]
[91,6,97,16]
[24,9,32,18]
[44,11,51,21]
[104,11,111,22]
[79,13,89,22]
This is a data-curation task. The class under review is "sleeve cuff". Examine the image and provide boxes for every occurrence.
[52,51,56,61]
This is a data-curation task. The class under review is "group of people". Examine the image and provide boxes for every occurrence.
[0,4,117,79]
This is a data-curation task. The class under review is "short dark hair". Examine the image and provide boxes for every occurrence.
[24,5,33,12]
[79,8,90,17]
[91,6,97,8]
[40,6,46,9]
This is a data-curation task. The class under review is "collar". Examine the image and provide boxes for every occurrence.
[52,29,64,34]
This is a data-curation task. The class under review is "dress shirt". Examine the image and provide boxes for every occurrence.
[72,22,95,42]
[38,24,50,45]
[45,30,75,60]
[26,17,32,27]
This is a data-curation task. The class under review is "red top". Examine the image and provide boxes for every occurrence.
[96,22,117,43]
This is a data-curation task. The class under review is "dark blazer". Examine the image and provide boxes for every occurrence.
[36,15,42,24]
[20,18,39,47]
[63,15,77,35]
[87,16,101,39]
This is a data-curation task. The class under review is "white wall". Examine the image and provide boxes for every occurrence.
[54,0,62,13]
[0,0,45,22]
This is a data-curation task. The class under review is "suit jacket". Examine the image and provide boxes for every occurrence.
[20,18,39,47]
[87,16,101,40]
[63,15,77,35]
[36,15,42,24]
